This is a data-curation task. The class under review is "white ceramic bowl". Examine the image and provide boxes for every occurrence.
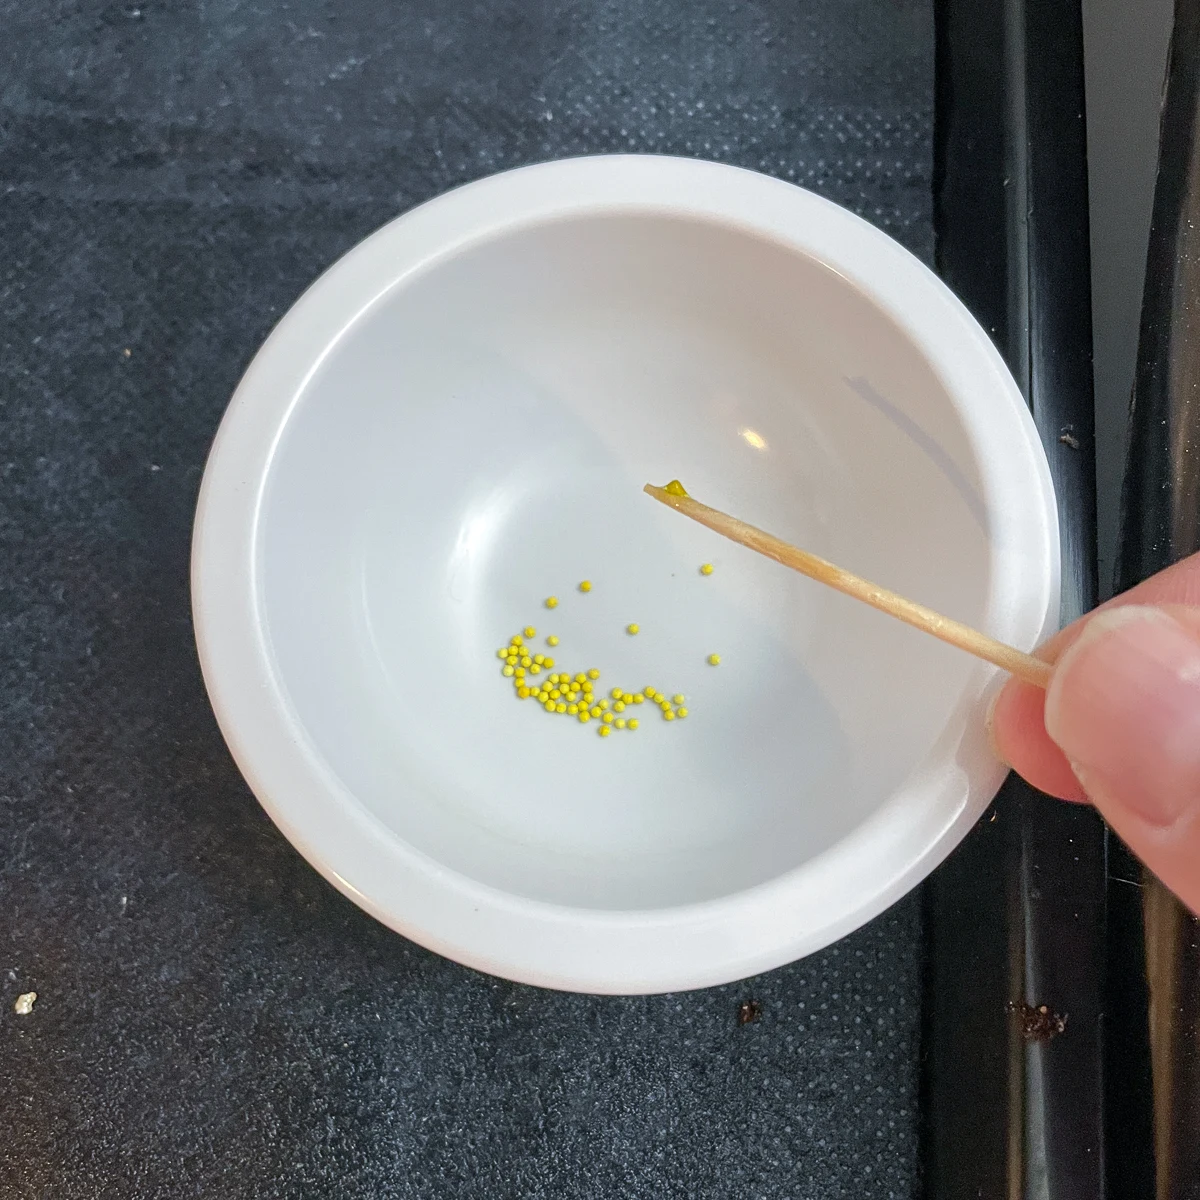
[193,156,1058,994]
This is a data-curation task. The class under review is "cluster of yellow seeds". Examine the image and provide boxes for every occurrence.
[498,575,718,738]
[495,637,688,738]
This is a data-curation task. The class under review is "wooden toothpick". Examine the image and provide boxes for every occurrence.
[644,481,1052,690]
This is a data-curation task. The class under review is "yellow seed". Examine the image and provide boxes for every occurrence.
[598,725,611,737]
[602,712,614,725]
[628,719,639,731]
[599,699,610,710]
[659,699,671,710]
[611,687,623,699]
[708,654,721,666]
[590,706,602,719]
[673,694,685,705]
[533,654,545,665]
[502,665,515,677]
[622,693,635,704]
[545,596,558,609]
[550,689,561,700]
[614,701,625,712]
[517,686,530,699]
[556,702,567,713]
[588,669,600,680]
[574,673,586,684]
[543,700,555,712]
[677,707,689,718]
[627,623,639,635]
[567,704,579,715]
[663,709,676,721]
[615,718,627,729]
[700,563,714,575]
[520,655,531,667]
[578,710,591,723]
[633,693,645,704]
[547,635,559,647]
[497,648,509,659]
[524,626,536,638]
[579,580,592,593]
[645,687,657,699]
[529,664,541,674]
[544,657,555,668]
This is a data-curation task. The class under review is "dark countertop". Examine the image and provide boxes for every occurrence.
[0,2,934,1194]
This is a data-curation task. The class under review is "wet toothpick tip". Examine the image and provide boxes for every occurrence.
[643,481,1052,690]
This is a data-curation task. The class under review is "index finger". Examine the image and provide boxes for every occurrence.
[989,551,1200,799]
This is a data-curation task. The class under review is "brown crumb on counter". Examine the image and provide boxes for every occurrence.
[737,999,763,1026]
[1009,1000,1067,1042]
[1058,427,1081,450]
[14,992,37,1016]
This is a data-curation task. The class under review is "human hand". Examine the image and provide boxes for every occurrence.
[989,552,1200,912]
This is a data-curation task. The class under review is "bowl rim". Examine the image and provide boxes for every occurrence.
[191,154,1059,994]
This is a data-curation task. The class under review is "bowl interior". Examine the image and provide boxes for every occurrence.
[258,211,992,911]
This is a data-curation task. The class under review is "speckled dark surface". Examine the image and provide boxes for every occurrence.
[0,2,933,1195]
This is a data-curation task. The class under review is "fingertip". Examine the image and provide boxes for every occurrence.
[988,678,1089,802]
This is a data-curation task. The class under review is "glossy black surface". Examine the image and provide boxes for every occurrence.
[926,0,1106,1196]
[1122,0,1200,586]
[1115,2,1200,1196]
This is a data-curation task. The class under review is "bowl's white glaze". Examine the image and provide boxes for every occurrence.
[192,156,1058,993]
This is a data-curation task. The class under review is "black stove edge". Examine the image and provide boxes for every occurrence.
[924,2,1107,1198]
[1115,2,1200,1197]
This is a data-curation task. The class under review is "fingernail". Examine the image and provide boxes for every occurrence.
[984,687,999,741]
[1045,606,1200,827]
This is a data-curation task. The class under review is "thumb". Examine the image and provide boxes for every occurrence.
[1045,605,1200,913]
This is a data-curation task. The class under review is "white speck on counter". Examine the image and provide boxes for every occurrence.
[14,991,37,1016]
